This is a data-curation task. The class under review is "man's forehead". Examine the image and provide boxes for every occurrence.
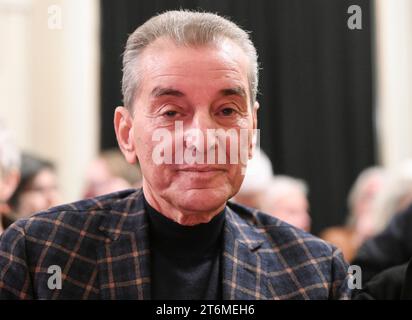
[140,37,249,76]
[149,85,248,100]
[134,37,251,103]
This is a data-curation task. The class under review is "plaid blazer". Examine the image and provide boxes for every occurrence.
[0,188,351,299]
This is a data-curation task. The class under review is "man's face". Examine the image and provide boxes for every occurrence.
[115,37,258,217]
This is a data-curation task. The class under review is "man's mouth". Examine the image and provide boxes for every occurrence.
[176,165,227,173]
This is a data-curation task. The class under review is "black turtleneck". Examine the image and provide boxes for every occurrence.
[144,196,225,300]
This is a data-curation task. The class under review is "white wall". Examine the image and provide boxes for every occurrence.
[0,0,100,202]
[0,0,32,149]
[375,0,412,169]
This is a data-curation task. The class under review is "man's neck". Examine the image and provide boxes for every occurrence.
[142,183,225,226]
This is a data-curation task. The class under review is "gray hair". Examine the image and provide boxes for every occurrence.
[347,166,386,215]
[237,148,273,195]
[122,10,259,110]
[265,175,309,201]
[0,121,21,177]
[372,161,412,232]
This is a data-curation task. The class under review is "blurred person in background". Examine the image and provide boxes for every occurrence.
[7,153,62,221]
[83,148,143,198]
[353,160,412,284]
[354,257,412,300]
[370,160,412,234]
[0,122,20,235]
[232,147,273,209]
[320,167,387,262]
[260,175,311,232]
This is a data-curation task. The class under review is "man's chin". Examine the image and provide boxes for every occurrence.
[175,188,229,213]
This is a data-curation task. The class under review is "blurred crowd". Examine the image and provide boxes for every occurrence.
[1,119,412,289]
[234,148,412,267]
[0,121,143,235]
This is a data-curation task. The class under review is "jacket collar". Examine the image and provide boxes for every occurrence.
[97,189,151,299]
[98,190,266,251]
[222,204,272,299]
[98,188,146,241]
[224,204,266,251]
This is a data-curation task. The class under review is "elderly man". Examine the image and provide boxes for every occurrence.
[0,11,350,299]
[0,122,20,235]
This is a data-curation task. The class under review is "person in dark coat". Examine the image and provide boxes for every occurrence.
[354,257,412,299]
[353,204,412,284]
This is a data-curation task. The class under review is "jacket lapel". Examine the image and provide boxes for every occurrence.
[97,189,151,299]
[222,206,272,300]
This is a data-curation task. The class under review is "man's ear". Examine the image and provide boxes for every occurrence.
[114,106,137,164]
[249,101,259,159]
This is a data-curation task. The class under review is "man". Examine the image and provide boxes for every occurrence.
[0,10,350,299]
[0,121,20,235]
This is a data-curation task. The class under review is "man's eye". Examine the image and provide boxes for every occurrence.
[163,110,178,117]
[220,107,236,116]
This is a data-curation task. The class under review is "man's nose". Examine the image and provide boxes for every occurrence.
[191,111,217,131]
[184,112,218,151]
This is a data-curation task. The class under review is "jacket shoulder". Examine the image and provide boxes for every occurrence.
[228,200,337,256]
[6,189,140,242]
[227,201,351,299]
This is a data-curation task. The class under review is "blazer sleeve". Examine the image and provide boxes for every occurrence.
[0,219,34,299]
